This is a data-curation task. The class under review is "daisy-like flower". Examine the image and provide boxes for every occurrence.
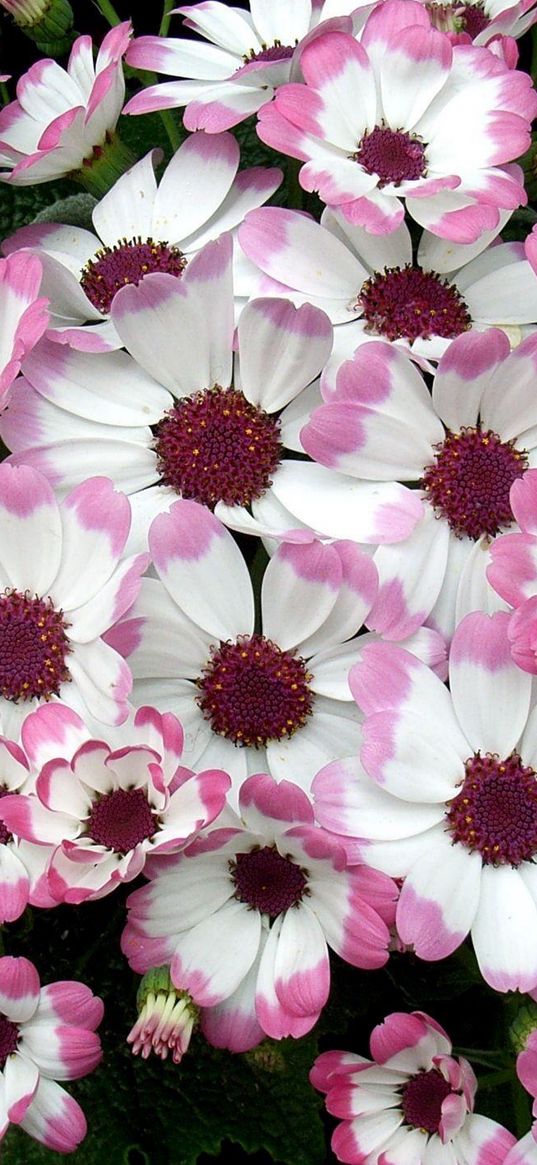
[123,0,358,132]
[0,732,56,922]
[289,328,537,640]
[0,23,132,190]
[0,955,102,1153]
[238,204,537,368]
[122,774,396,1046]
[106,499,379,793]
[315,610,537,992]
[0,252,48,405]
[3,133,282,352]
[488,472,537,673]
[1,701,230,902]
[256,0,537,240]
[127,965,199,1066]
[0,463,149,737]
[1,235,343,550]
[310,1010,516,1164]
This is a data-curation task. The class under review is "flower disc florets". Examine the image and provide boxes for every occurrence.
[426,1,489,36]
[0,1016,18,1068]
[447,752,537,866]
[154,386,283,508]
[353,126,428,188]
[0,590,71,703]
[86,788,156,854]
[80,237,187,315]
[422,427,527,540]
[196,633,314,747]
[401,1067,453,1133]
[231,845,308,917]
[358,265,472,342]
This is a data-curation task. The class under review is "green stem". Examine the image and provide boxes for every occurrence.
[73,133,137,197]
[512,1075,533,1139]
[0,82,10,107]
[477,1069,516,1090]
[134,67,182,153]
[159,0,175,37]
[93,0,121,27]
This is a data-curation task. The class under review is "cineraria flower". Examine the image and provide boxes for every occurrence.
[0,463,149,736]
[311,1010,516,1164]
[3,133,281,352]
[488,472,537,673]
[1,701,230,902]
[122,774,396,1046]
[123,0,358,132]
[2,235,345,551]
[0,955,102,1153]
[315,611,537,992]
[0,23,132,190]
[291,328,537,639]
[0,732,56,922]
[0,252,48,405]
[127,965,199,1066]
[238,205,537,367]
[256,1,537,240]
[106,500,378,793]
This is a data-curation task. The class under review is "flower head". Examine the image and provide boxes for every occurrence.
[127,965,199,1065]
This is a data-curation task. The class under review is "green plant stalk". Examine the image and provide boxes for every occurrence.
[159,0,176,37]
[93,0,121,26]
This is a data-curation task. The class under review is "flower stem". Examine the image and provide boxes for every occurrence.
[159,0,175,37]
[93,0,121,27]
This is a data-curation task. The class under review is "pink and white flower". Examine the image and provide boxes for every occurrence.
[127,965,199,1065]
[124,0,357,132]
[0,463,149,736]
[106,500,378,794]
[0,251,48,405]
[238,205,537,367]
[506,1136,537,1165]
[3,133,281,352]
[311,1010,516,1164]
[0,955,102,1153]
[293,328,537,640]
[0,734,56,922]
[315,610,537,992]
[122,773,396,1047]
[0,23,131,185]
[256,1,537,240]
[488,471,537,673]
[0,701,230,902]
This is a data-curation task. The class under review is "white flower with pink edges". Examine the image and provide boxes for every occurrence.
[106,500,379,794]
[488,471,537,674]
[123,0,359,132]
[256,0,537,241]
[0,252,48,405]
[311,1010,516,1164]
[314,610,537,993]
[238,205,537,368]
[0,463,149,737]
[291,328,537,640]
[0,955,102,1153]
[0,732,56,923]
[122,773,396,1048]
[0,701,230,902]
[0,23,131,185]
[2,133,281,353]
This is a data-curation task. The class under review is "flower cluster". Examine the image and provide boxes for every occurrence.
[0,0,537,1158]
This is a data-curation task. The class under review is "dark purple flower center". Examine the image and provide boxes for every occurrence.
[86,788,155,854]
[196,633,314,748]
[245,42,295,63]
[422,427,527,540]
[154,387,282,509]
[401,1069,452,1133]
[0,790,13,847]
[447,752,537,865]
[426,1,489,36]
[232,845,307,916]
[0,1016,19,1068]
[354,127,427,188]
[0,590,71,703]
[357,265,472,343]
[80,237,187,315]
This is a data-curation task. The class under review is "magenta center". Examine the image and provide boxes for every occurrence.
[80,237,187,315]
[426,1,489,36]
[354,126,427,188]
[0,1016,18,1068]
[357,265,471,343]
[447,752,537,866]
[422,427,527,540]
[245,42,295,63]
[196,633,314,748]
[232,845,307,916]
[0,590,71,703]
[401,1069,452,1134]
[87,788,155,854]
[154,387,282,509]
